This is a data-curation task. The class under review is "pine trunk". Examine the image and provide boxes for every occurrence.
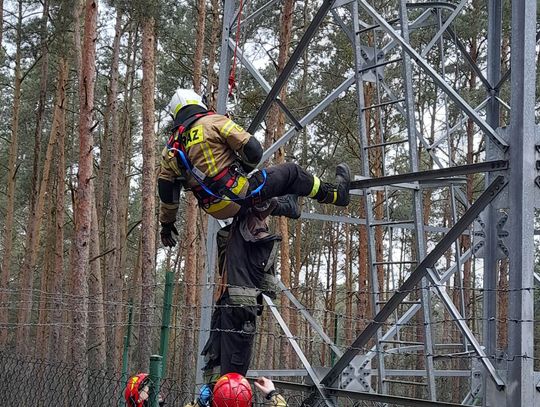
[103,9,124,374]
[88,202,107,371]
[262,0,295,367]
[35,202,55,357]
[48,59,68,362]
[0,0,23,349]
[344,219,353,343]
[0,0,3,57]
[16,17,61,349]
[137,14,157,371]
[71,0,98,385]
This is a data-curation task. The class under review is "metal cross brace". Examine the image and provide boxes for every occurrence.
[357,0,508,151]
[263,294,335,407]
[248,0,337,133]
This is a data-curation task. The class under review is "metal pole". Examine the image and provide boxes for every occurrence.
[159,271,174,378]
[483,1,502,405]
[149,355,163,407]
[119,301,133,407]
[506,0,537,405]
[398,0,436,398]
[216,0,235,115]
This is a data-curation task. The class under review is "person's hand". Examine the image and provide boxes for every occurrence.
[254,377,275,396]
[197,384,212,406]
[160,222,178,247]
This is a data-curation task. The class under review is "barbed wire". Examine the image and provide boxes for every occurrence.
[0,280,534,308]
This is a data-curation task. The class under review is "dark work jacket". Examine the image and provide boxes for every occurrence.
[215,211,281,304]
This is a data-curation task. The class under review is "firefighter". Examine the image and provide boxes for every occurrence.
[124,373,165,406]
[158,88,351,247]
[201,200,281,380]
[184,373,287,407]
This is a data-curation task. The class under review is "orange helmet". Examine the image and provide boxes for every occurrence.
[211,373,253,407]
[125,373,150,407]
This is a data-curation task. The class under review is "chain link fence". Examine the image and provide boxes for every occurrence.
[0,351,417,407]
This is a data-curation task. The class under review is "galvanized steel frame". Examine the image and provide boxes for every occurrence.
[196,0,538,405]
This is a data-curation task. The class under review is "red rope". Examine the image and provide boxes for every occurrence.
[228,0,245,97]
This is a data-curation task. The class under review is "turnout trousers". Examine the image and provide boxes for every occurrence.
[248,162,317,202]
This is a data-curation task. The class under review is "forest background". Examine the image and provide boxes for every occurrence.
[0,0,538,404]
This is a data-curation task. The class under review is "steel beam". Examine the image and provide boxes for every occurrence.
[506,1,537,405]
[271,380,474,407]
[444,26,490,91]
[349,161,508,190]
[483,1,503,405]
[420,0,468,58]
[248,0,336,133]
[277,280,343,357]
[351,0,387,392]
[321,175,507,387]
[231,0,280,29]
[196,0,235,384]
[260,75,355,163]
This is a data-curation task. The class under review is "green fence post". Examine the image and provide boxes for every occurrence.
[159,271,174,378]
[149,355,163,407]
[119,301,134,407]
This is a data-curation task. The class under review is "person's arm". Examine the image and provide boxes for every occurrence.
[214,116,263,172]
[269,393,287,406]
[158,147,183,247]
[255,377,287,406]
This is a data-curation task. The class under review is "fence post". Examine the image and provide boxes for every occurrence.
[119,301,134,407]
[149,355,163,407]
[159,271,174,378]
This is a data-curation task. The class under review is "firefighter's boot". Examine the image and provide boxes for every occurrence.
[314,163,351,206]
[272,194,301,219]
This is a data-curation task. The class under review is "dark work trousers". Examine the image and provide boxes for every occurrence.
[202,296,258,377]
[201,220,280,377]
[247,162,315,201]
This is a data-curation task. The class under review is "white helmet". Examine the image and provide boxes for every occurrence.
[167,88,207,118]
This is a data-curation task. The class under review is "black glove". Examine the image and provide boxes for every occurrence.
[160,222,179,247]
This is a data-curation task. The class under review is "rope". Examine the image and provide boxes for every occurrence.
[228,0,245,97]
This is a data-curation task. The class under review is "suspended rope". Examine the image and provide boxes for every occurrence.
[228,0,245,98]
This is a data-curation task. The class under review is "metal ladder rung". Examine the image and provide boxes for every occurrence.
[376,300,420,305]
[364,139,408,149]
[383,379,427,386]
[362,98,405,111]
[371,220,414,226]
[372,260,417,265]
[380,340,424,346]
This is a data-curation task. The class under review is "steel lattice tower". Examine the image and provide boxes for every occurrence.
[196,1,538,406]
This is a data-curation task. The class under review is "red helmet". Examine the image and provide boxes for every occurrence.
[211,373,253,407]
[125,373,150,407]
